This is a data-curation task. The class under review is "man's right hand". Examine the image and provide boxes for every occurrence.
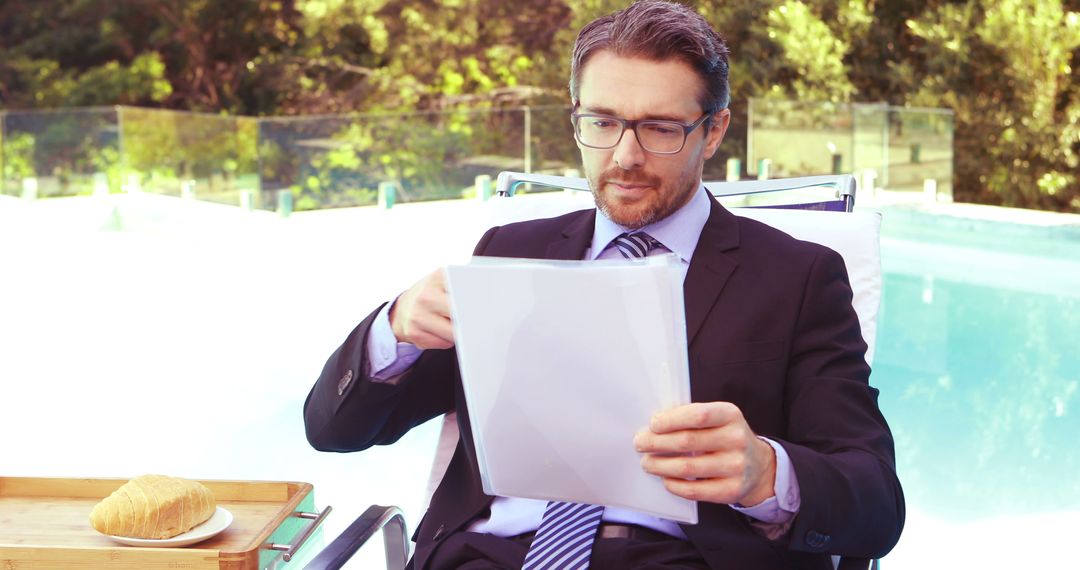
[389,268,455,350]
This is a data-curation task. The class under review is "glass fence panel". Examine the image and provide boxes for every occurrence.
[749,98,954,200]
[887,108,954,200]
[119,107,259,207]
[1,107,120,198]
[526,105,579,178]
[261,107,537,210]
[749,99,856,179]
[0,102,953,208]
[258,115,352,209]
[852,103,888,186]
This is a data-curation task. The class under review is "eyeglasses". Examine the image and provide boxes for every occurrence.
[571,112,711,155]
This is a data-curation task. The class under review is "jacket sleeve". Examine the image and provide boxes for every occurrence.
[779,247,905,559]
[303,226,503,453]
[303,304,459,452]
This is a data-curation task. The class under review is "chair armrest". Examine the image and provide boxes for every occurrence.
[304,505,409,570]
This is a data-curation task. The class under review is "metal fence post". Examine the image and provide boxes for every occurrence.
[21,178,38,200]
[124,173,141,193]
[93,173,110,197]
[378,181,396,209]
[240,190,255,211]
[475,175,493,201]
[860,169,877,199]
[181,179,196,200]
[726,158,741,182]
[923,178,937,203]
[277,189,293,217]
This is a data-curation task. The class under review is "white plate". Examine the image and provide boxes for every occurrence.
[102,506,233,547]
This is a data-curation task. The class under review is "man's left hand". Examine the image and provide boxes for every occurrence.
[634,401,777,506]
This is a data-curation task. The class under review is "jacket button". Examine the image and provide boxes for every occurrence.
[433,524,445,540]
[337,369,354,396]
[805,530,830,549]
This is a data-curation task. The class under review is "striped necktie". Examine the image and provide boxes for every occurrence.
[520,231,658,570]
[521,502,605,569]
[612,231,659,259]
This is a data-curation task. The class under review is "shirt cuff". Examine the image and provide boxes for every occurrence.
[367,301,424,382]
[730,437,800,524]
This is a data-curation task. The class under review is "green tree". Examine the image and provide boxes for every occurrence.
[764,0,857,102]
[0,1,172,108]
[334,0,572,112]
[903,0,1080,209]
[128,0,311,115]
[1,0,1077,211]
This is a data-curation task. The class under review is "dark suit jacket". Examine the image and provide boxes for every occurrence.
[304,196,904,570]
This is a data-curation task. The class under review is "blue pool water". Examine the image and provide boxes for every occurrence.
[878,274,1079,513]
[872,208,1080,565]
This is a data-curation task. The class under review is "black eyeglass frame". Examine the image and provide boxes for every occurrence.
[570,112,712,155]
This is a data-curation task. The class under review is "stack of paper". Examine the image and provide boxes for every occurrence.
[445,254,697,523]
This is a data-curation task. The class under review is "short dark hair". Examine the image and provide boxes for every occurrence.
[569,0,730,113]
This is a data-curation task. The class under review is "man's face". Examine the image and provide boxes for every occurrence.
[576,51,729,229]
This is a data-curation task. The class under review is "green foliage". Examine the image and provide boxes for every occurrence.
[0,53,171,108]
[118,107,258,201]
[2,132,35,181]
[0,109,122,197]
[765,1,855,102]
[0,0,1077,211]
[350,0,570,111]
[287,107,530,209]
[904,0,1080,210]
[87,145,123,194]
[0,1,174,108]
[0,0,309,114]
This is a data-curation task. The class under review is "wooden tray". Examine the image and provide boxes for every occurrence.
[0,476,326,569]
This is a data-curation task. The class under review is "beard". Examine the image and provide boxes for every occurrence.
[588,165,701,229]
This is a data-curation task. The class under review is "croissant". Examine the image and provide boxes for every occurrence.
[89,474,216,539]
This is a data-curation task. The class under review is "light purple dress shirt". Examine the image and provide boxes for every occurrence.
[366,187,800,539]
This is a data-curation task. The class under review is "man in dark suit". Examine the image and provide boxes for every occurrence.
[304,1,903,568]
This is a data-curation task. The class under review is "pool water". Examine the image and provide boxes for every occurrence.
[880,275,1079,512]
[872,213,1080,567]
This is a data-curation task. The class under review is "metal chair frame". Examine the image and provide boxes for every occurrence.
[495,171,857,212]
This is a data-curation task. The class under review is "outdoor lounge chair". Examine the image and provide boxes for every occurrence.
[305,172,883,570]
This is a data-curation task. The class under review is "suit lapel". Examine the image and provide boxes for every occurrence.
[684,197,740,344]
[545,210,596,260]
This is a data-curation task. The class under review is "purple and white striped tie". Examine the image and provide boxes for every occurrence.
[612,231,659,259]
[520,231,658,570]
[521,502,605,570]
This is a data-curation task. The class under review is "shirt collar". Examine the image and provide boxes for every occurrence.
[590,185,710,262]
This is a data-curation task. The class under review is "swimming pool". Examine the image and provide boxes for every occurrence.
[0,196,1076,567]
[872,207,1080,567]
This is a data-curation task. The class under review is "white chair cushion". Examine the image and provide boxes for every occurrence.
[733,207,882,364]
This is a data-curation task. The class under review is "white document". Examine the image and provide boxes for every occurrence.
[445,254,697,523]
